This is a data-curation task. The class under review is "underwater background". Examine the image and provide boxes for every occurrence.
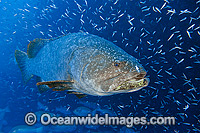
[0,0,199,132]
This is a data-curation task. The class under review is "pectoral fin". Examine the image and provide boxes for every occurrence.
[36,80,86,98]
[36,80,74,92]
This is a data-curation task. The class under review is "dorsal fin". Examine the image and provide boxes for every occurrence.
[27,38,49,58]
[27,35,66,58]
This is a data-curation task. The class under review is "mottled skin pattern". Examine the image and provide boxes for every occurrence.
[28,32,149,96]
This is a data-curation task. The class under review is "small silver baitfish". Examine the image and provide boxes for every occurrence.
[15,32,149,98]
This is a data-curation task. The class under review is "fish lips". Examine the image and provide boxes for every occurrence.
[126,77,150,92]
[113,72,150,93]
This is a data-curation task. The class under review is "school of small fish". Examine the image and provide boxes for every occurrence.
[0,0,199,132]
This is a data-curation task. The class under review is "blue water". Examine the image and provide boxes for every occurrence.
[0,0,199,132]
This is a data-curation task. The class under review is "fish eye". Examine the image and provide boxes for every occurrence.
[114,62,120,67]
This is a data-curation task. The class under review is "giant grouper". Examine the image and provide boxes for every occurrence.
[15,32,149,98]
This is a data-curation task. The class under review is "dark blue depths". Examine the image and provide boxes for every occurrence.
[0,0,199,132]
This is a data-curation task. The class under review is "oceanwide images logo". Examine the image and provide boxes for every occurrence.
[25,112,176,127]
[25,112,37,125]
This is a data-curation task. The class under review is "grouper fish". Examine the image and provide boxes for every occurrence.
[15,32,149,97]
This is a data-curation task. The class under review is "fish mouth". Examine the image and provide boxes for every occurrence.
[114,77,150,92]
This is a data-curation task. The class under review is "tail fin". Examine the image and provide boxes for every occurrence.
[15,50,33,84]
